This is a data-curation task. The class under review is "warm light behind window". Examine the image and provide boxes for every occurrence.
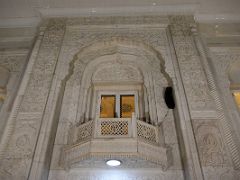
[233,92,240,108]
[100,95,115,118]
[120,95,135,118]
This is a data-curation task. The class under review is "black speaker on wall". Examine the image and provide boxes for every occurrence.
[164,87,175,109]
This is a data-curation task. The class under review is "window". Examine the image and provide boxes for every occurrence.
[100,95,116,118]
[233,92,240,109]
[120,95,135,118]
[99,92,136,118]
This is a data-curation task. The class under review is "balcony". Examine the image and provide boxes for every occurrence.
[62,114,171,170]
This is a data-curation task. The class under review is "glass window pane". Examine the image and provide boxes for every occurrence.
[100,95,115,118]
[120,95,135,118]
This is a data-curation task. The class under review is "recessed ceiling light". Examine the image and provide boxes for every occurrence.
[152,2,156,6]
[106,160,121,167]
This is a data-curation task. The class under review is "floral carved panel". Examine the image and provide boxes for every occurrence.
[193,120,230,167]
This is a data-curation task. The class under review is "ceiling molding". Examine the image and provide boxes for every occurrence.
[0,17,41,28]
[195,13,240,23]
[38,4,199,17]
[0,5,240,28]
[0,49,30,56]
[209,46,240,53]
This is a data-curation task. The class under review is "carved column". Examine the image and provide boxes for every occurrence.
[0,19,66,180]
[168,15,205,180]
[192,26,240,172]
[169,15,238,179]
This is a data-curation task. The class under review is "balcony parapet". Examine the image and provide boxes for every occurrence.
[62,115,172,170]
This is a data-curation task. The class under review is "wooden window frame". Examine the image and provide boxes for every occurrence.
[98,91,138,118]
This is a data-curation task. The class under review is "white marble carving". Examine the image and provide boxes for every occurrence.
[0,16,239,180]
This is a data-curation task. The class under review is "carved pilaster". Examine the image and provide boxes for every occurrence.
[169,16,215,118]
[0,19,66,180]
[169,15,240,179]
[168,15,205,180]
[209,48,240,170]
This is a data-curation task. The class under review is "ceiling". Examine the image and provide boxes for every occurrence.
[0,0,240,27]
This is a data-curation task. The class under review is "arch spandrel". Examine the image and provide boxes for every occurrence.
[92,63,143,84]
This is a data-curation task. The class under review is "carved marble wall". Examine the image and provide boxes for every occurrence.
[0,16,239,180]
[170,16,240,180]
[48,17,183,180]
[0,20,66,180]
[0,49,29,141]
[209,47,240,171]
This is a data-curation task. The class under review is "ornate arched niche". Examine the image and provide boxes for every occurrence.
[59,40,174,170]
